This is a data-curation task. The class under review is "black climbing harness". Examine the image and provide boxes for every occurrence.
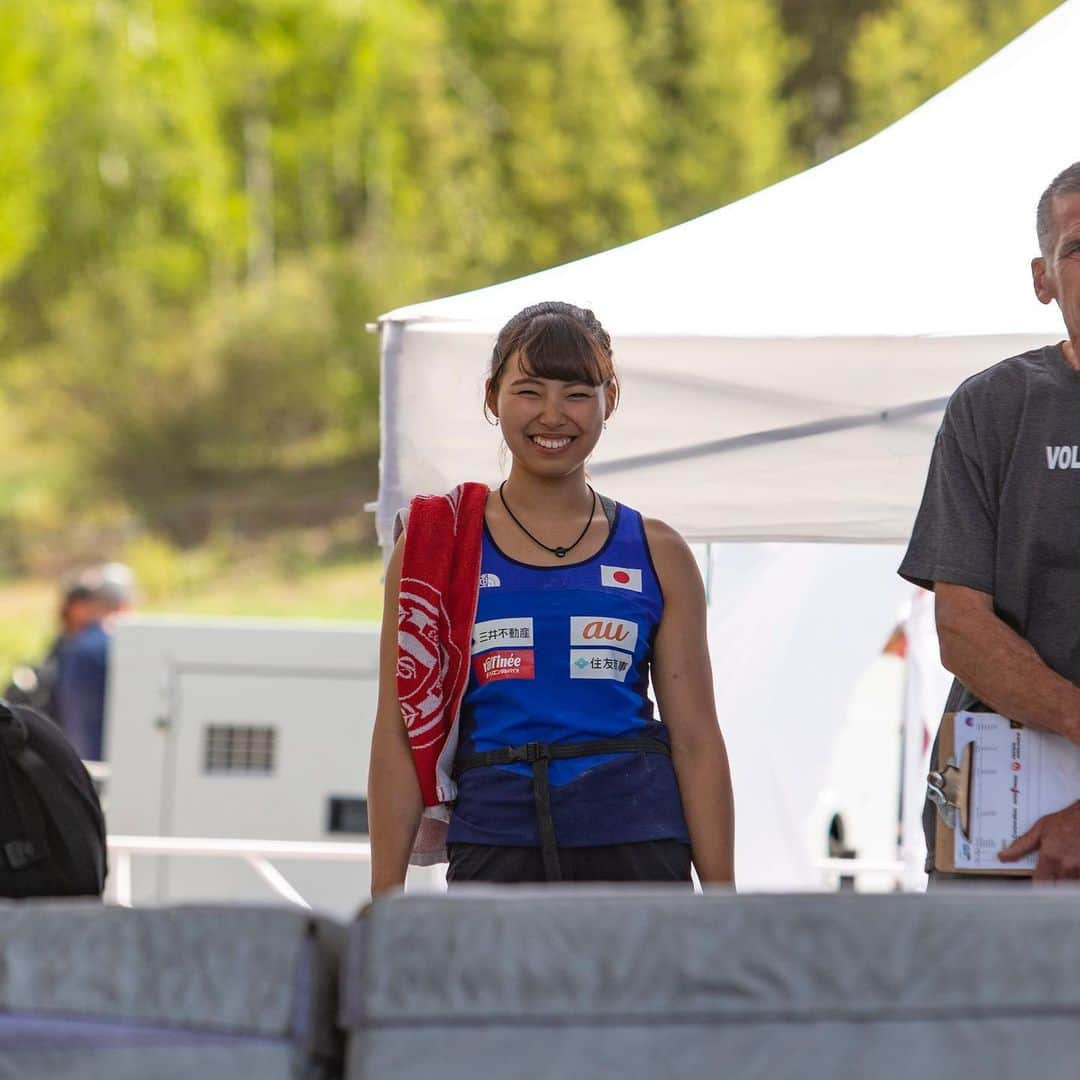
[454,736,671,882]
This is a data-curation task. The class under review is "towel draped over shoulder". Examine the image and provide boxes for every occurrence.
[394,482,488,865]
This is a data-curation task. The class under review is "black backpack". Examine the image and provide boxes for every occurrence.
[0,699,108,898]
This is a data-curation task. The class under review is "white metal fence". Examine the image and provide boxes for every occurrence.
[105,835,374,909]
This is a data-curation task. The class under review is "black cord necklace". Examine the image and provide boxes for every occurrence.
[498,481,597,559]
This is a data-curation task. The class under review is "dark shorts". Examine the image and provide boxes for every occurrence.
[446,839,693,885]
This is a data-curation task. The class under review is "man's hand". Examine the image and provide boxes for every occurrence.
[998,802,1080,880]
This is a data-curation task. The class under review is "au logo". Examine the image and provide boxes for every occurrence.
[570,616,638,652]
[581,620,630,643]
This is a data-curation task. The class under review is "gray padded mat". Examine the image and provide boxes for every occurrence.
[344,887,1080,1079]
[0,902,318,1035]
[0,1042,295,1080]
[0,901,344,1079]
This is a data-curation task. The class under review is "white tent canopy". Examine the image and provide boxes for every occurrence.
[376,1,1075,545]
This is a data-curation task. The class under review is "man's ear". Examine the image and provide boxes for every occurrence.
[1033,256,1055,306]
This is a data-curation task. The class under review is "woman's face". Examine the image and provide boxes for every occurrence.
[490,350,612,479]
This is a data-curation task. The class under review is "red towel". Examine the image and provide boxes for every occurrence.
[395,482,488,864]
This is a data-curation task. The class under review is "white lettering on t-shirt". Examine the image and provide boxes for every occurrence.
[1045,445,1080,469]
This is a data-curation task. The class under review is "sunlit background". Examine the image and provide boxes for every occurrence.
[0,0,1061,681]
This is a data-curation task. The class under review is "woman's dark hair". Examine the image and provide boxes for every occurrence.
[485,301,618,414]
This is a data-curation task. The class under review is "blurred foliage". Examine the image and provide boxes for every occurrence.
[620,0,798,224]
[847,0,1062,141]
[0,0,1065,572]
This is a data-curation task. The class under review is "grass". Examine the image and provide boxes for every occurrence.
[0,548,386,688]
[0,376,388,683]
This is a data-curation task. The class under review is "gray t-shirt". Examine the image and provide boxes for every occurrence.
[899,343,1080,865]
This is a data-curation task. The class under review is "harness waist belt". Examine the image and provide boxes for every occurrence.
[454,737,671,882]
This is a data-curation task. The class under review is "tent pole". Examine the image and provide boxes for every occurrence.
[377,320,406,561]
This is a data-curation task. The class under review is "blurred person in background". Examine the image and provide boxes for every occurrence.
[54,563,136,762]
[3,579,99,719]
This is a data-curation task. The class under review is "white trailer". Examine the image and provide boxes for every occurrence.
[104,616,443,918]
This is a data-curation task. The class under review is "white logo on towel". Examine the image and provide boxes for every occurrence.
[471,616,533,654]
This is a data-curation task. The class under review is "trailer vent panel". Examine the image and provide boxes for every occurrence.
[203,724,277,774]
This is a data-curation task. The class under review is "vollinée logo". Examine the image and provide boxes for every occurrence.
[473,649,535,685]
[570,616,638,652]
[600,565,642,592]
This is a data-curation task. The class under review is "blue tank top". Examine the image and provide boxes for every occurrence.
[446,502,690,848]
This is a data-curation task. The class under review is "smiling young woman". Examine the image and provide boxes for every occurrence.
[369,302,735,889]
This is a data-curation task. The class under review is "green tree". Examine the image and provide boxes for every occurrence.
[620,0,798,225]
[338,0,505,299]
[776,0,890,163]
[2,1,236,349]
[848,0,1061,144]
[446,0,659,275]
[981,0,1062,51]
[0,4,48,300]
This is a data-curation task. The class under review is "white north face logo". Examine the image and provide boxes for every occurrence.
[601,565,642,592]
[479,573,501,588]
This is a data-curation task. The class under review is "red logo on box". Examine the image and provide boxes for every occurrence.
[473,649,535,685]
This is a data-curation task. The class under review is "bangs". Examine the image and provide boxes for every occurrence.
[515,314,609,385]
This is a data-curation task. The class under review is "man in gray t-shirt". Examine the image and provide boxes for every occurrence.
[900,162,1080,881]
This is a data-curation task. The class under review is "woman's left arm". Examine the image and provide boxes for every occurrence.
[645,519,735,887]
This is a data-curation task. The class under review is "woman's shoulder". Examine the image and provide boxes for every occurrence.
[639,514,683,546]
[635,515,698,597]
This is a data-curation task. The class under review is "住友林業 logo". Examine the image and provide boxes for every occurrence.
[569,648,631,682]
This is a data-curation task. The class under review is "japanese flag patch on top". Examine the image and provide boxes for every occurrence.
[601,565,642,592]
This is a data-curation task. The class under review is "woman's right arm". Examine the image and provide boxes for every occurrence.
[368,536,424,896]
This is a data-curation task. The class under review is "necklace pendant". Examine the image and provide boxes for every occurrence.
[554,547,567,558]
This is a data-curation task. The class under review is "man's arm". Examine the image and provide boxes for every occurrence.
[935,583,1080,743]
[936,583,1080,877]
